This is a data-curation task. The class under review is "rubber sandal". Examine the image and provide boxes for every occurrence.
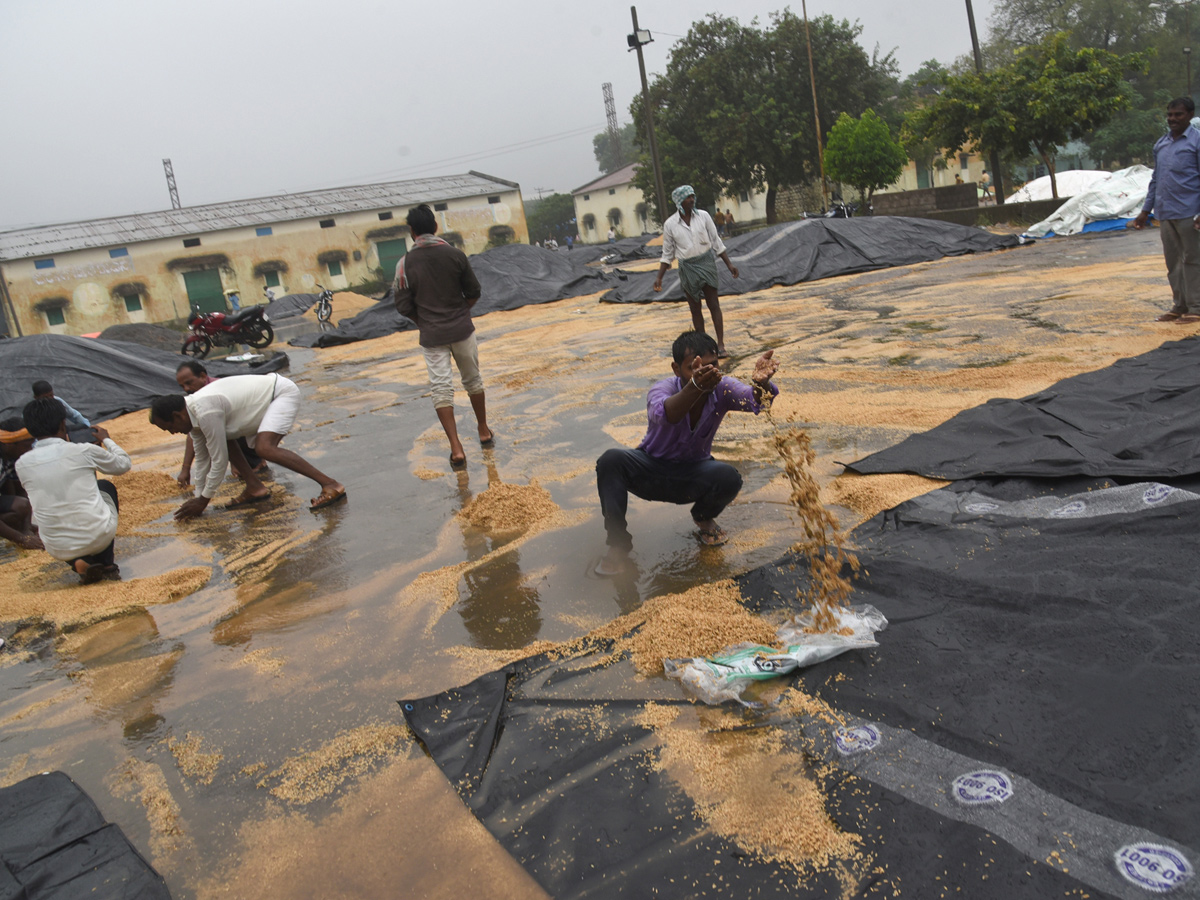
[717,349,731,359]
[697,525,728,547]
[450,455,467,470]
[1175,315,1200,324]
[78,562,105,585]
[224,492,270,509]
[310,488,347,510]
[1157,312,1182,322]
[480,430,496,448]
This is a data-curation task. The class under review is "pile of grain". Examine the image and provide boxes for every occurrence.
[457,481,556,533]
[259,723,409,805]
[111,758,190,863]
[168,732,223,785]
[639,703,864,874]
[113,470,190,534]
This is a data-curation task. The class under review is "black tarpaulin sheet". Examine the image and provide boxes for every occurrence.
[470,244,612,315]
[600,216,1025,303]
[262,292,321,320]
[0,771,170,899]
[0,334,288,423]
[403,477,1200,899]
[847,336,1200,480]
[567,234,659,265]
[287,298,415,348]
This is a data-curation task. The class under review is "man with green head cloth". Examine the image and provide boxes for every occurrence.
[653,185,740,357]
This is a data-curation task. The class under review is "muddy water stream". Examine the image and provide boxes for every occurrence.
[0,228,1174,898]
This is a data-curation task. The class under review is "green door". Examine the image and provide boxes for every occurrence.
[376,239,407,282]
[183,269,226,314]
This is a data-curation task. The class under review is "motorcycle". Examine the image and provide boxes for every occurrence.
[314,284,333,324]
[181,304,274,358]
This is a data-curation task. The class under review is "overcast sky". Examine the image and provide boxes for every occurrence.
[0,0,996,232]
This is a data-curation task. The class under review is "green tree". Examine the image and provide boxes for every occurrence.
[592,122,639,175]
[523,193,576,244]
[630,12,896,224]
[823,110,909,205]
[907,32,1147,198]
[1087,86,1168,167]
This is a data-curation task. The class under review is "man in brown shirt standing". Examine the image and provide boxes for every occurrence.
[394,204,494,469]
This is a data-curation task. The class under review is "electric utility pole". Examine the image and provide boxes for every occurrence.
[965,0,1005,204]
[628,7,667,226]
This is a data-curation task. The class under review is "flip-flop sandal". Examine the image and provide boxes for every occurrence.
[310,488,347,511]
[480,430,496,448]
[1175,315,1200,324]
[1157,312,1183,322]
[78,562,105,585]
[717,350,731,359]
[697,526,728,547]
[224,492,271,509]
[450,455,467,469]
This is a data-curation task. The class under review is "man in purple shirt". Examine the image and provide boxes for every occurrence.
[594,330,778,575]
[1134,97,1200,324]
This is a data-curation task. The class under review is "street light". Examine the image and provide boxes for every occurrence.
[628,7,668,227]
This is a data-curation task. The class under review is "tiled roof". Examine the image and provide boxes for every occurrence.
[571,162,639,195]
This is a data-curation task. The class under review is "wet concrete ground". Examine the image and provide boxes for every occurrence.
[0,226,1179,898]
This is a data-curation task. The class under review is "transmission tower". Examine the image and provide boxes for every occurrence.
[602,82,619,138]
[162,159,181,210]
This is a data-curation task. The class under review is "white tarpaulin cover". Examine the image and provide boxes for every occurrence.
[1007,169,1113,203]
[1023,166,1153,238]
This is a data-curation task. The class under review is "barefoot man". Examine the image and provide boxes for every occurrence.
[594,331,778,575]
[150,373,345,519]
[654,185,740,358]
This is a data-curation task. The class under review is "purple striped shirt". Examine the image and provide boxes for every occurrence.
[637,375,778,462]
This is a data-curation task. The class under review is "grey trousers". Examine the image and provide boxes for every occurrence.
[1160,218,1200,314]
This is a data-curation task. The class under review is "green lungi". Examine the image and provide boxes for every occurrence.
[678,249,719,300]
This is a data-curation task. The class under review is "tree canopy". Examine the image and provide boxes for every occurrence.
[592,122,639,175]
[823,110,909,204]
[905,32,1147,197]
[524,192,576,244]
[630,11,896,224]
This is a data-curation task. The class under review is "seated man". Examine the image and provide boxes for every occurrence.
[595,331,778,575]
[149,373,346,518]
[174,360,265,486]
[32,380,90,430]
[16,399,131,583]
[0,417,42,550]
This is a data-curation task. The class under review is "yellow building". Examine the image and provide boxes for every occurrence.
[0,171,527,336]
[877,150,988,194]
[572,163,771,244]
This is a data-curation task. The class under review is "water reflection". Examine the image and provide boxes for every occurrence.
[454,461,543,649]
[57,609,180,742]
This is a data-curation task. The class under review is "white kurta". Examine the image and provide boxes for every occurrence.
[660,209,726,263]
[16,437,131,560]
[186,373,288,500]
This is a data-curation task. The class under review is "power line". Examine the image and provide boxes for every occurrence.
[307,122,606,191]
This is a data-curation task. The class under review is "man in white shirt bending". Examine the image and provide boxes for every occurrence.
[16,398,132,583]
[653,185,740,358]
[149,373,346,519]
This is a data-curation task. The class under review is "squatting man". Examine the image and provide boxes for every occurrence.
[150,372,346,518]
[594,330,778,575]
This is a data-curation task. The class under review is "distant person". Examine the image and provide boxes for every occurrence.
[980,170,993,201]
[393,203,494,469]
[566,234,574,250]
[173,360,265,486]
[594,331,778,575]
[714,208,727,236]
[17,398,131,583]
[31,380,89,430]
[150,373,347,517]
[608,226,617,244]
[654,185,740,358]
[1134,97,1200,324]
[0,417,41,551]
[725,208,735,235]
[955,173,964,184]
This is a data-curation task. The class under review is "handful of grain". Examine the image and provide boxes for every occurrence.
[457,481,557,533]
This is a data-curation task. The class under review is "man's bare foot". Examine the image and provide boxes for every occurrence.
[595,547,631,576]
